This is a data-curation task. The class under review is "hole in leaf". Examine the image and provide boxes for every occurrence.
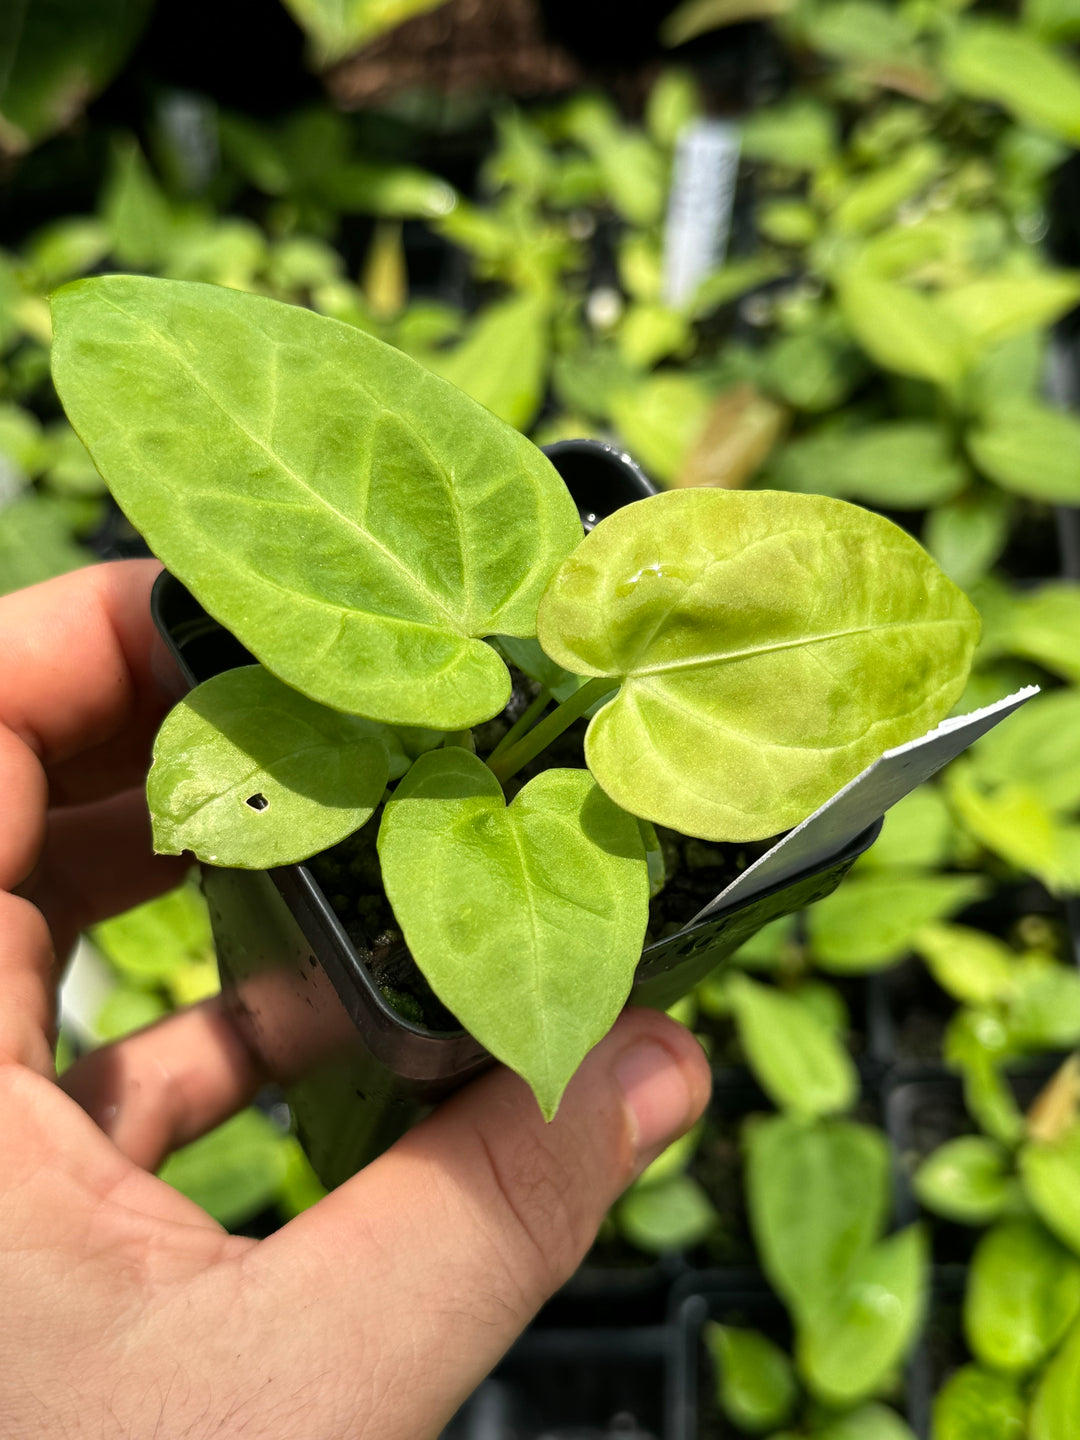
[246,793,269,812]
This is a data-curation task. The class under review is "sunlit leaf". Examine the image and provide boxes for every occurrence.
[91,879,213,984]
[425,290,550,432]
[815,1403,917,1440]
[278,0,452,64]
[970,690,1080,816]
[704,1324,798,1433]
[913,923,1016,1006]
[799,1225,927,1407]
[945,20,1080,145]
[378,748,649,1118]
[837,274,968,388]
[746,1114,890,1322]
[538,490,979,842]
[51,276,582,729]
[808,873,986,972]
[965,1219,1080,1374]
[728,973,857,1117]
[661,0,792,47]
[148,666,391,867]
[913,1136,1016,1225]
[740,98,837,171]
[933,1365,1026,1440]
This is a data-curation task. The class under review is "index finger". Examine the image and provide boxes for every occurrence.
[0,559,184,807]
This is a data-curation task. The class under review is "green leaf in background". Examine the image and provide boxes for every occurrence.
[969,402,1080,502]
[378,749,648,1118]
[0,495,91,595]
[1026,0,1080,42]
[1021,1127,1080,1257]
[945,1009,1026,1149]
[947,763,1080,895]
[968,331,1046,416]
[740,97,837,171]
[943,273,1080,351]
[925,490,1012,591]
[91,878,213,985]
[1008,962,1080,1050]
[158,1108,290,1229]
[608,373,713,484]
[762,326,865,413]
[95,984,169,1041]
[278,0,451,63]
[746,1115,890,1322]
[492,634,587,704]
[560,96,666,227]
[1030,1317,1080,1440]
[965,1218,1080,1374]
[727,973,857,1117]
[704,1323,798,1434]
[815,1404,917,1440]
[798,1225,928,1408]
[945,21,1080,146]
[101,137,175,270]
[913,1135,1016,1225]
[837,274,968,389]
[808,873,987,973]
[616,1174,716,1253]
[51,276,583,729]
[859,787,957,872]
[774,423,968,509]
[538,490,979,843]
[0,403,45,482]
[804,0,923,67]
[660,0,793,48]
[970,689,1080,816]
[0,0,153,155]
[932,1365,1026,1440]
[425,290,550,431]
[998,583,1080,683]
[147,666,391,868]
[829,143,943,236]
[913,924,1016,1007]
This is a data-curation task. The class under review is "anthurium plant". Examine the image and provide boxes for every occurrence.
[51,273,979,1117]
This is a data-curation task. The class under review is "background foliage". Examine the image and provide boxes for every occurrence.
[4,0,1080,1433]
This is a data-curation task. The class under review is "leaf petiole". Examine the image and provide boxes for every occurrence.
[487,676,617,784]
[487,687,552,765]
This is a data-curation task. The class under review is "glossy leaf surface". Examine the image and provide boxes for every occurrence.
[728,974,857,1117]
[913,1136,1016,1226]
[378,748,648,1118]
[798,1225,927,1407]
[538,490,978,842]
[148,666,390,867]
[51,276,582,728]
[965,1219,1080,1374]
[746,1114,890,1321]
[933,1366,1026,1440]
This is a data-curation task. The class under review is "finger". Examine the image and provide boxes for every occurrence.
[0,559,184,809]
[18,788,189,959]
[0,891,58,1073]
[60,994,267,1170]
[250,1008,711,1440]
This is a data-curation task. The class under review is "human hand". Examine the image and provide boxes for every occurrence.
[0,560,711,1439]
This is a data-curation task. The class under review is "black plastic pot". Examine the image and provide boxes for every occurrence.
[152,439,880,1188]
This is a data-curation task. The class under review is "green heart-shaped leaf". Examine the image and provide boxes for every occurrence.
[537,489,979,842]
[148,665,390,867]
[50,275,582,729]
[378,748,649,1118]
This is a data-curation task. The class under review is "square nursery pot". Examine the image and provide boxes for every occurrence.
[153,438,1025,1191]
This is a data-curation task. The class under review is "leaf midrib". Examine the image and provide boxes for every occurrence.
[100,290,465,632]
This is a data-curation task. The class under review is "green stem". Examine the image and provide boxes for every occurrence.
[488,676,617,784]
[487,687,552,764]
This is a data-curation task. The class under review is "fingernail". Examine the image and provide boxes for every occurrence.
[615,1038,692,1158]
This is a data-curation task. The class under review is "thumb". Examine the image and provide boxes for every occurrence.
[249,1007,711,1440]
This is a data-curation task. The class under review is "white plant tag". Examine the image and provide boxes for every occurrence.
[693,687,1041,922]
[663,119,742,308]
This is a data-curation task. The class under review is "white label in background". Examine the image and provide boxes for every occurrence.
[663,120,742,309]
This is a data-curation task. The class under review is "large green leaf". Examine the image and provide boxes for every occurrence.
[945,20,1080,145]
[1021,1128,1080,1258]
[147,666,391,868]
[969,402,1080,502]
[1031,1318,1080,1440]
[279,0,451,63]
[0,0,152,155]
[933,1366,1026,1440]
[704,1324,798,1434]
[51,276,582,729]
[965,1219,1080,1374]
[913,1136,1016,1225]
[807,873,987,972]
[537,490,979,843]
[745,1114,890,1321]
[798,1225,927,1407]
[377,748,648,1118]
[727,974,857,1117]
